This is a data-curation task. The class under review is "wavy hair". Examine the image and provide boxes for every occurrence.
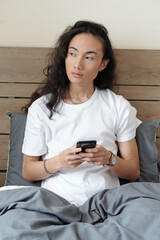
[23,20,116,118]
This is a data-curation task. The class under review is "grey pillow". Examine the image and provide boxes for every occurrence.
[136,120,160,182]
[5,112,41,186]
[5,112,160,186]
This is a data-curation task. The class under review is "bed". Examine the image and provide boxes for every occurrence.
[0,47,160,239]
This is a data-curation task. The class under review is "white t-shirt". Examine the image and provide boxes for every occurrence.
[22,88,140,206]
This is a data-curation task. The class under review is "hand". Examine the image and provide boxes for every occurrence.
[79,145,112,166]
[58,146,83,168]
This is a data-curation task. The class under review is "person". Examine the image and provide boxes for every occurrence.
[22,20,140,206]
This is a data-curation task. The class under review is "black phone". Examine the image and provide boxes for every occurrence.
[76,140,97,153]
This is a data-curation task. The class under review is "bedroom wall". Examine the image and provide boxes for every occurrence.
[0,0,160,49]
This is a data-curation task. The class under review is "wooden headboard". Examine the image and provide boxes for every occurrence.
[0,47,160,186]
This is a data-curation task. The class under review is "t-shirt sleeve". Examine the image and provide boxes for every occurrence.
[116,96,140,142]
[22,102,47,156]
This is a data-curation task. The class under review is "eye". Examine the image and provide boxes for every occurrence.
[69,52,76,57]
[85,56,93,60]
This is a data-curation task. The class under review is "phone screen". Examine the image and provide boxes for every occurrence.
[76,140,97,153]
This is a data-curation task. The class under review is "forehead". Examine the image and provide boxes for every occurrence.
[68,33,104,54]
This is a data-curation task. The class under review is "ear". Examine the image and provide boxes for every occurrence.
[99,59,110,72]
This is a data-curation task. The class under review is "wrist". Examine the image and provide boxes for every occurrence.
[43,156,60,175]
[105,151,117,166]
[108,151,112,163]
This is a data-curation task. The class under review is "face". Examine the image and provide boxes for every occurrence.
[65,33,109,86]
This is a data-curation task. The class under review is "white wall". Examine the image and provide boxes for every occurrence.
[0,0,160,49]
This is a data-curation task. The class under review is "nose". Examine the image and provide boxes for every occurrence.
[74,57,83,70]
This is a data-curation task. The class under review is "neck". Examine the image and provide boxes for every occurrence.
[67,85,95,105]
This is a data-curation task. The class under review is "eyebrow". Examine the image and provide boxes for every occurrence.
[69,46,97,55]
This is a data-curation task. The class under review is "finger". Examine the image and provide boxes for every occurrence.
[93,161,103,166]
[80,157,94,163]
[85,156,104,163]
[67,159,84,168]
[85,147,101,153]
[79,152,99,158]
[87,160,103,166]
[68,163,82,168]
[68,148,82,155]
[68,159,83,165]
[67,154,83,161]
[81,156,99,162]
[88,157,102,162]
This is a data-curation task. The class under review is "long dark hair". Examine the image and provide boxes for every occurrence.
[23,20,116,118]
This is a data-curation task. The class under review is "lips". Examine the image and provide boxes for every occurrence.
[71,72,83,78]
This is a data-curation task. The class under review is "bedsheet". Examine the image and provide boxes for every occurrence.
[0,182,160,240]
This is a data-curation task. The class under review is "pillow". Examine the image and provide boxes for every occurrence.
[136,120,160,182]
[5,112,160,186]
[5,112,41,186]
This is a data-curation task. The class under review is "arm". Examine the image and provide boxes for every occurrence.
[22,145,83,182]
[22,154,59,182]
[109,138,140,181]
[79,138,140,182]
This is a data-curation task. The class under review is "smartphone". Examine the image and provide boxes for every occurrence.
[76,140,97,153]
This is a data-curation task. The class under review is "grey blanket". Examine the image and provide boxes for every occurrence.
[0,182,160,240]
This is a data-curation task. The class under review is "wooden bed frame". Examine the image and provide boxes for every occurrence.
[0,47,160,187]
